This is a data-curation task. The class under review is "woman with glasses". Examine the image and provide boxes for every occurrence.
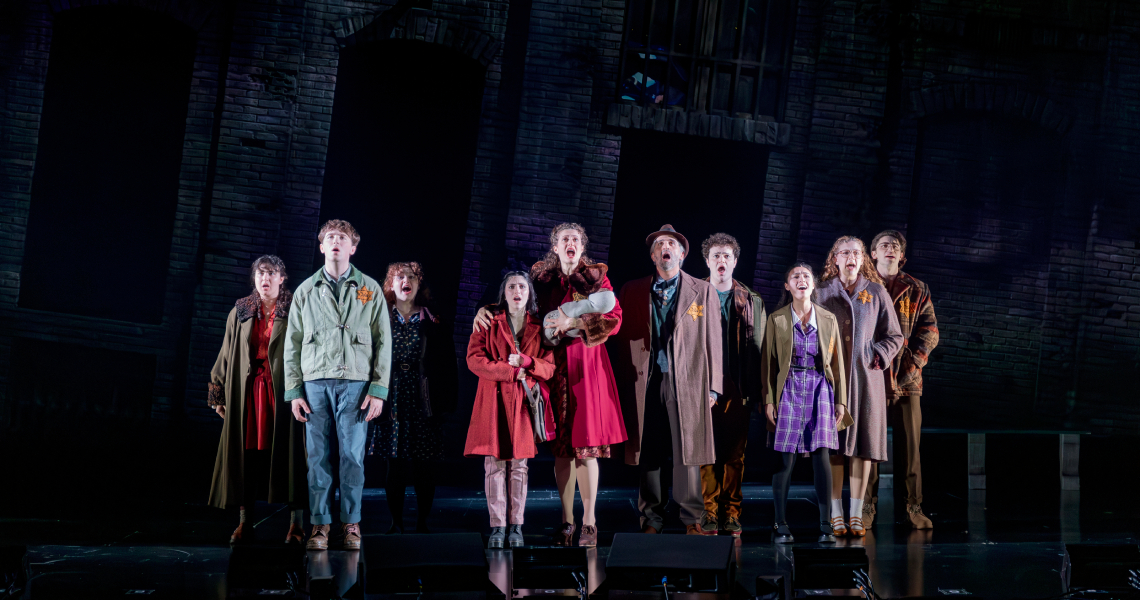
[814,236,903,538]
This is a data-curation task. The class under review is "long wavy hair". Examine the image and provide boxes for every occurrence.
[537,222,596,273]
[820,235,884,285]
[496,271,538,315]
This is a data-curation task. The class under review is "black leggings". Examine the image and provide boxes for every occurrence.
[772,448,832,525]
[385,458,438,526]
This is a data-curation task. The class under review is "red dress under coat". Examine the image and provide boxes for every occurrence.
[464,311,556,460]
[531,261,628,457]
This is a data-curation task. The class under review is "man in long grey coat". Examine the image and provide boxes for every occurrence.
[615,225,723,535]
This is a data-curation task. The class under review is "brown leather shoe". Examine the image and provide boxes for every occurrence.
[555,522,576,546]
[306,524,330,550]
[907,504,933,529]
[640,524,659,534]
[342,522,362,550]
[285,522,305,545]
[578,525,597,547]
[229,522,253,545]
[685,523,708,535]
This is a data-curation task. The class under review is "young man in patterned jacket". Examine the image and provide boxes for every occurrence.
[863,230,939,530]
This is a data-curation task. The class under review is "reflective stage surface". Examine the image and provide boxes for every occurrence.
[3,477,1138,599]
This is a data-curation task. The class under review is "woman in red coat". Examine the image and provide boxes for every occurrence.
[465,271,555,549]
[473,223,627,548]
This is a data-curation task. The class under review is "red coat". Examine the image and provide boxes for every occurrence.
[531,261,628,449]
[464,311,556,460]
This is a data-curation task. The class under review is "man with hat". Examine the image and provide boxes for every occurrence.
[614,225,723,535]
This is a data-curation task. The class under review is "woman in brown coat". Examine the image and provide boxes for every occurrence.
[814,237,903,537]
[208,255,307,545]
[464,271,556,549]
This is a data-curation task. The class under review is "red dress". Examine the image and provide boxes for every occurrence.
[531,261,628,459]
[464,311,556,460]
[244,307,275,451]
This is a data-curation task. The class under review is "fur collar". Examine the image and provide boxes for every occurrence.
[236,289,293,322]
[531,260,610,295]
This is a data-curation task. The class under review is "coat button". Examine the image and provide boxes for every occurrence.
[845,319,851,325]
[845,336,851,341]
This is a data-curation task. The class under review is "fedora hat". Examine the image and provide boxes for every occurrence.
[645,224,689,256]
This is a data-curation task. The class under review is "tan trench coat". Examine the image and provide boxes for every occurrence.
[615,271,723,467]
[207,292,307,510]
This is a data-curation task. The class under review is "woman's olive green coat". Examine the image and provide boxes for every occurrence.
[207,291,307,510]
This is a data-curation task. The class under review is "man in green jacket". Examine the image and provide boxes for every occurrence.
[285,219,392,551]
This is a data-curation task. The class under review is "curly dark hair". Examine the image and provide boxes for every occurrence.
[701,232,741,261]
[382,261,432,307]
[538,222,595,273]
[249,255,287,289]
[820,235,884,285]
[496,271,538,315]
[870,229,908,267]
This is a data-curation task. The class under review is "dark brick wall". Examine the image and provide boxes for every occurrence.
[0,0,1137,435]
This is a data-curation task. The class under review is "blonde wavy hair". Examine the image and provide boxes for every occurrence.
[820,235,884,285]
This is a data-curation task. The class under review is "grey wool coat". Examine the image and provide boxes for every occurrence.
[814,276,903,462]
[615,270,723,467]
[207,292,307,510]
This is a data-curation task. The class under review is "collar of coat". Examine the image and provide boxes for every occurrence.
[704,277,756,339]
[308,264,364,289]
[236,289,293,322]
[888,270,921,294]
[531,260,610,295]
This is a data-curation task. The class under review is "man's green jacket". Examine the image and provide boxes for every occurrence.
[283,265,392,401]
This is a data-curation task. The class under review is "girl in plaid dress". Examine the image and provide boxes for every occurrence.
[761,263,850,544]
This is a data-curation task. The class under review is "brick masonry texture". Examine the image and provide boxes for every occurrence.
[0,0,1137,435]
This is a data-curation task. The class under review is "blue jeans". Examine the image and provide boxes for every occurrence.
[303,379,370,525]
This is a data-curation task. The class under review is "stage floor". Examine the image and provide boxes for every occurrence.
[3,479,1139,599]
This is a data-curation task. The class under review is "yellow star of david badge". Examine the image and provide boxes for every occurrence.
[357,285,375,305]
[897,295,913,319]
[572,292,587,302]
[856,290,873,305]
[686,301,704,322]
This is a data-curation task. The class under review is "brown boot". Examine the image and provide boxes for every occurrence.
[640,524,659,534]
[907,504,933,529]
[342,522,362,550]
[285,522,305,545]
[685,523,710,535]
[555,522,576,546]
[306,524,330,550]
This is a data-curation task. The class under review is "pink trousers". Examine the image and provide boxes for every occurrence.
[484,456,528,527]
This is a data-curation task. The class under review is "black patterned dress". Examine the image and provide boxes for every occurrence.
[367,310,444,460]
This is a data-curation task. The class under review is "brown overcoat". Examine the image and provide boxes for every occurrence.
[615,271,723,467]
[207,292,307,509]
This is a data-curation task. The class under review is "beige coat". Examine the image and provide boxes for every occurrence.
[760,303,851,430]
[615,271,723,466]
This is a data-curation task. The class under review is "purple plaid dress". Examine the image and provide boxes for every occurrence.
[769,320,838,453]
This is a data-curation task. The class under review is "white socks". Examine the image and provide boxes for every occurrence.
[850,499,864,520]
[831,499,844,519]
[239,507,248,523]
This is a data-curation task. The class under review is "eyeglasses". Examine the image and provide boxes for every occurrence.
[836,250,863,259]
[876,242,901,251]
